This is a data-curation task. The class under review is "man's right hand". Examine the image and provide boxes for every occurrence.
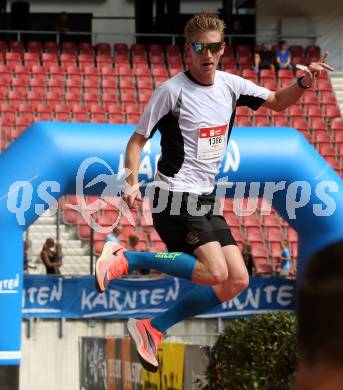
[122,186,142,209]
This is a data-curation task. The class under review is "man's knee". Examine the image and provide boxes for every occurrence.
[206,260,228,284]
[230,271,250,294]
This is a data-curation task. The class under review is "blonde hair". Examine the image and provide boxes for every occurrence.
[184,13,225,42]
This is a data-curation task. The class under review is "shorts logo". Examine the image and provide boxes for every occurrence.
[186,232,200,245]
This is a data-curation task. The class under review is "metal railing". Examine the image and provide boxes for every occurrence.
[0,27,320,46]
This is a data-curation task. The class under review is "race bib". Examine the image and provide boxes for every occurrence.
[197,124,228,160]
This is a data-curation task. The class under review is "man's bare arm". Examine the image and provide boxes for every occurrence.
[263,56,334,112]
[123,132,148,208]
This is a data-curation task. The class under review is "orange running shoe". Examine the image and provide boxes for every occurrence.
[95,241,128,293]
[127,318,163,372]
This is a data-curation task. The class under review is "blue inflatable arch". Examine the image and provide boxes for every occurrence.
[0,121,342,367]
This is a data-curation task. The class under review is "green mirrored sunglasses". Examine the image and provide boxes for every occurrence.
[191,41,224,54]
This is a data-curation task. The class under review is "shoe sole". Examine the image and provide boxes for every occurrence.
[127,318,159,373]
[95,241,117,293]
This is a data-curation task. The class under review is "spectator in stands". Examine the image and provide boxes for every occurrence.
[242,242,255,276]
[55,11,71,43]
[128,234,139,251]
[254,43,275,73]
[56,11,71,34]
[128,234,150,275]
[105,226,121,244]
[279,240,293,277]
[40,238,63,275]
[276,40,292,70]
[294,240,343,389]
[24,240,29,274]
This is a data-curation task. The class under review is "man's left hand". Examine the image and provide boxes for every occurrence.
[298,52,335,86]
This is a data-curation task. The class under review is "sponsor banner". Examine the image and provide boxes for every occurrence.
[115,338,122,390]
[106,338,116,390]
[130,339,143,390]
[80,337,107,390]
[142,342,185,390]
[23,276,295,319]
[183,345,210,390]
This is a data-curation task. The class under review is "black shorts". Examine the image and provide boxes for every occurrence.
[151,188,237,255]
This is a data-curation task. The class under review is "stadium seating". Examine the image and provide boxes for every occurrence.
[0,40,340,276]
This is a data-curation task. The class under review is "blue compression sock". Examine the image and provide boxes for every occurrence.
[124,251,196,280]
[151,285,222,333]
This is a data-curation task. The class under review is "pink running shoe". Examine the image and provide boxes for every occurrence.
[95,241,128,293]
[127,318,163,372]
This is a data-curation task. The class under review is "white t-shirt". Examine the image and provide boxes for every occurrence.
[136,70,271,195]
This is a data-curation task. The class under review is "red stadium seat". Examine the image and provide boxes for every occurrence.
[115,55,130,67]
[292,119,309,132]
[236,45,252,58]
[167,56,183,68]
[137,78,153,91]
[242,69,257,80]
[307,106,324,121]
[220,56,236,68]
[120,90,137,105]
[315,132,332,148]
[277,69,293,80]
[289,45,304,57]
[95,43,111,55]
[60,41,77,54]
[255,118,270,127]
[119,78,135,90]
[151,67,169,78]
[326,107,341,120]
[131,43,146,55]
[102,92,117,107]
[114,43,129,53]
[319,145,336,157]
[166,44,181,56]
[126,113,141,124]
[72,104,89,122]
[78,42,93,54]
[78,54,94,69]
[236,118,251,127]
[262,79,277,90]
[6,52,22,67]
[96,54,113,67]
[287,106,306,121]
[42,53,58,67]
[108,113,124,124]
[84,78,99,94]
[267,229,285,243]
[237,56,253,69]
[84,92,99,105]
[138,91,152,107]
[9,41,24,53]
[116,66,133,77]
[27,41,42,53]
[260,68,276,80]
[44,41,58,53]
[246,231,264,245]
[54,103,71,121]
[169,68,183,77]
[317,80,333,93]
[90,104,107,122]
[303,94,320,105]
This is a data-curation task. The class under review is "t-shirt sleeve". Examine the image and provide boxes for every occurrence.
[235,76,271,111]
[135,83,173,139]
